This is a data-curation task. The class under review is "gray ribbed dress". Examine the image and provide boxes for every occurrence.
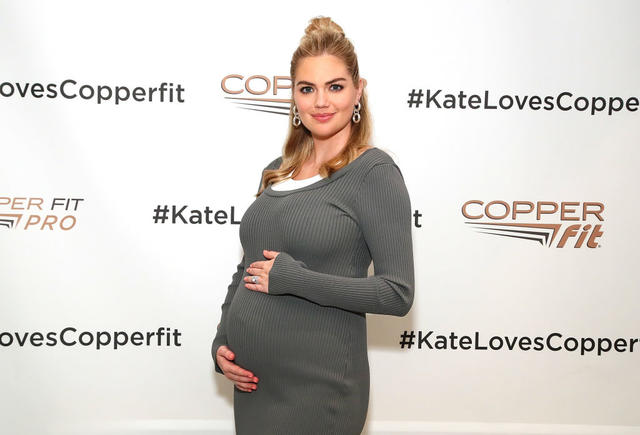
[211,147,414,435]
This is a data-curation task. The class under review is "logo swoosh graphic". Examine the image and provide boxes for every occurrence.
[224,96,292,115]
[0,214,23,229]
[465,222,562,247]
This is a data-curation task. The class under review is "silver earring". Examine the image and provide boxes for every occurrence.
[292,104,301,127]
[352,101,361,124]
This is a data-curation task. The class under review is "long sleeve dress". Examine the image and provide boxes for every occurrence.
[211,147,414,435]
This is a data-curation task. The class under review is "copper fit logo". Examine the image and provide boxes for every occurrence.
[221,74,292,116]
[462,200,604,248]
[0,196,84,231]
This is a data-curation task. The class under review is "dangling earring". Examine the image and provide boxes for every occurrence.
[292,104,301,127]
[352,101,361,123]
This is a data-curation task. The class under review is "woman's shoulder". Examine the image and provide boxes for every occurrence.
[263,155,283,171]
[364,146,398,166]
[359,147,405,178]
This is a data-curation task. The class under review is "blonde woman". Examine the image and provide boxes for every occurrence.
[212,16,414,435]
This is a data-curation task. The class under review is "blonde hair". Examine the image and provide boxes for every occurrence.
[256,16,373,196]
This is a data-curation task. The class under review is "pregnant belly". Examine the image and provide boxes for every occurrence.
[226,282,352,381]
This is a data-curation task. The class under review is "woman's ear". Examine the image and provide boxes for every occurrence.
[357,77,365,101]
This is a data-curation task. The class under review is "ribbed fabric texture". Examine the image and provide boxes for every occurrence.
[211,147,414,435]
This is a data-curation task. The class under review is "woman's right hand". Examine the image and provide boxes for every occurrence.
[216,345,259,392]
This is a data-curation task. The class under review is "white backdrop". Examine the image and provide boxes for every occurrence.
[1,1,639,434]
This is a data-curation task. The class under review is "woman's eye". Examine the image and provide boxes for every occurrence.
[299,84,342,93]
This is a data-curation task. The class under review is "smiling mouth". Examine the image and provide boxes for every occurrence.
[312,113,335,121]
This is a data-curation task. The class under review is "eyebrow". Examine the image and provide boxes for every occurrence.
[296,77,346,87]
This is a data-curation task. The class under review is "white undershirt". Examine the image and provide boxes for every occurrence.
[271,170,325,191]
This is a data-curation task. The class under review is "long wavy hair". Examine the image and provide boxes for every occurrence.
[256,16,373,197]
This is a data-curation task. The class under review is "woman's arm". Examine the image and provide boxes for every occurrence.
[211,157,281,373]
[211,254,246,374]
[268,162,415,316]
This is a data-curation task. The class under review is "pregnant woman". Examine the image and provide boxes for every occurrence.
[211,16,415,435]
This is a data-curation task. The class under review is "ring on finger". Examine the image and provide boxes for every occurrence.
[251,276,259,284]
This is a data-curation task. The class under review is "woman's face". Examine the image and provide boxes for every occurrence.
[293,54,363,143]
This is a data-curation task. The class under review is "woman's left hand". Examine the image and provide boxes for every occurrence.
[244,249,280,294]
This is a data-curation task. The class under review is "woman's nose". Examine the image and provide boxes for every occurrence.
[314,89,328,107]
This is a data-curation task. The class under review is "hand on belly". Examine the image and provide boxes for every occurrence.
[244,249,280,294]
[215,344,260,392]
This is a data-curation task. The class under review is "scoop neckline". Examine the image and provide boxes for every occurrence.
[264,147,378,197]
[271,171,323,191]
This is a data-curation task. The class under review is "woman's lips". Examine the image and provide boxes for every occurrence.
[312,113,335,122]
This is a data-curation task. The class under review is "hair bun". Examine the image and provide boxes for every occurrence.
[304,16,345,37]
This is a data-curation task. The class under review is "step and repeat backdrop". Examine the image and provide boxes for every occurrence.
[1,1,639,434]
